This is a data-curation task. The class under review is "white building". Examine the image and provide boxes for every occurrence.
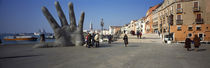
[109,26,122,35]
[135,18,146,34]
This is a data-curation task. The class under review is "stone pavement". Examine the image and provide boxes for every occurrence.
[118,33,162,43]
[0,34,210,68]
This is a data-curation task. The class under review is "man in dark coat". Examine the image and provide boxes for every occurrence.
[40,34,45,42]
[136,31,140,39]
[108,34,112,44]
[91,33,96,47]
[193,35,201,51]
[87,33,92,48]
[185,37,192,51]
[123,34,128,47]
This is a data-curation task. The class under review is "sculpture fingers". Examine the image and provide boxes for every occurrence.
[42,7,60,31]
[68,2,77,30]
[55,1,68,27]
[78,11,85,31]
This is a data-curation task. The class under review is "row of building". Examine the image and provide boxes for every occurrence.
[121,0,210,42]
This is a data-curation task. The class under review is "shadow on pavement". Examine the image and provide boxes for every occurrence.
[142,37,160,39]
[127,45,140,47]
[197,49,207,52]
[0,54,42,59]
[96,44,111,48]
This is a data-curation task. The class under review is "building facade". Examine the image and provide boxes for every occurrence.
[109,26,122,35]
[145,4,161,33]
[153,0,210,42]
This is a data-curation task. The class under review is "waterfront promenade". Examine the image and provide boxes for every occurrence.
[0,34,210,68]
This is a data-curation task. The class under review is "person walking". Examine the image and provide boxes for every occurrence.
[136,31,140,39]
[108,34,112,44]
[94,33,100,47]
[185,37,192,51]
[140,32,142,39]
[87,33,92,48]
[85,33,89,47]
[123,34,128,47]
[91,33,96,47]
[40,34,45,42]
[158,31,160,36]
[193,35,201,51]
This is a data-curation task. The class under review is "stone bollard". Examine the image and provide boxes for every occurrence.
[40,34,45,42]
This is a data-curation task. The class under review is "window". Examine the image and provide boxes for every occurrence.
[196,14,201,19]
[198,33,203,41]
[171,6,173,11]
[196,26,201,31]
[188,33,192,37]
[177,26,182,31]
[177,3,181,9]
[188,26,193,31]
[177,15,182,20]
[194,1,199,8]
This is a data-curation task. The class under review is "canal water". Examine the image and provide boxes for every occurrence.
[0,34,55,45]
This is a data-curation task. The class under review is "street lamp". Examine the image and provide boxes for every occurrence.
[101,18,104,39]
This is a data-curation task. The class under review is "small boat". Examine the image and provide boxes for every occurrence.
[4,36,38,41]
[45,35,55,39]
[33,32,40,36]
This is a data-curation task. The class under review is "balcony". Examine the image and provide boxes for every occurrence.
[153,25,158,29]
[176,20,183,25]
[193,7,200,12]
[195,18,203,24]
[176,8,183,14]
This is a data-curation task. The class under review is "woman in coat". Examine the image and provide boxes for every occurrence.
[193,35,201,51]
[94,33,100,47]
[185,37,192,51]
[123,34,128,47]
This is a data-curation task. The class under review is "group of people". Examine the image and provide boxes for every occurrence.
[136,31,142,39]
[85,33,100,48]
[185,35,201,51]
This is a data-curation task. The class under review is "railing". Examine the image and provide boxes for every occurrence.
[195,18,203,24]
[188,29,193,31]
[176,20,183,25]
[176,8,183,14]
[193,7,200,12]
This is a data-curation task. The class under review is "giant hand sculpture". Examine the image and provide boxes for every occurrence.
[34,1,85,48]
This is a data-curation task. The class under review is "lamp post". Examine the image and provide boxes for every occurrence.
[101,18,104,39]
[168,14,173,41]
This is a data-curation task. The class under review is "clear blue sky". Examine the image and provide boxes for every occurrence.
[0,0,163,33]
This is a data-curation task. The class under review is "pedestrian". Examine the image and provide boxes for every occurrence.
[87,33,92,48]
[40,34,45,42]
[140,32,142,39]
[108,34,112,44]
[91,33,96,47]
[193,35,201,51]
[85,33,89,47]
[94,33,100,47]
[185,37,192,51]
[158,31,160,36]
[136,31,140,39]
[123,34,128,47]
